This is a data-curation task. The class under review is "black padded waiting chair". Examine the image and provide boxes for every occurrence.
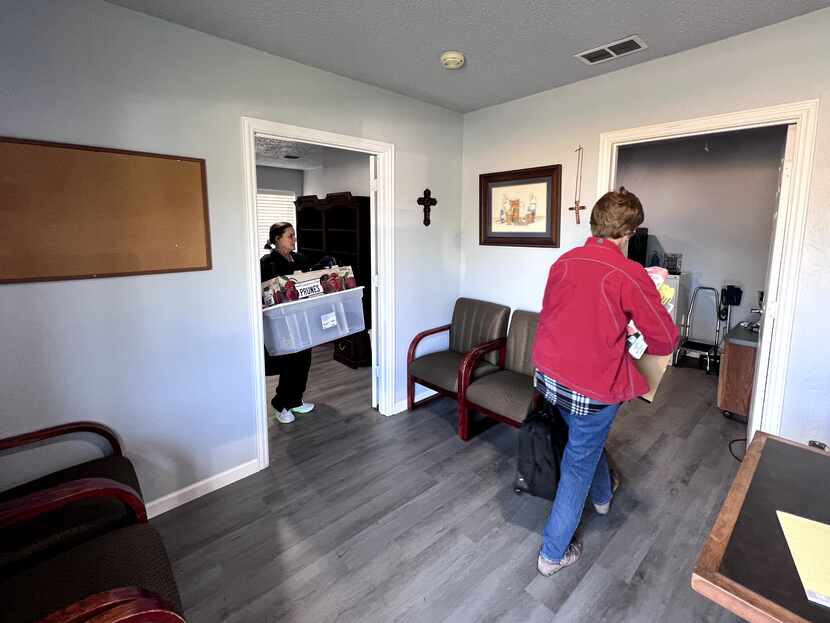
[0,422,145,574]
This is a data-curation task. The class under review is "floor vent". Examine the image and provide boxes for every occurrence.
[575,35,647,65]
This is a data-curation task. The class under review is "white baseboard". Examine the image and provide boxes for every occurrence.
[390,388,438,415]
[146,458,262,519]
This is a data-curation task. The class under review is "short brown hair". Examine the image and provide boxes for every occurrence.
[590,187,644,238]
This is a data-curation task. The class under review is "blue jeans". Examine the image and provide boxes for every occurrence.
[540,402,621,562]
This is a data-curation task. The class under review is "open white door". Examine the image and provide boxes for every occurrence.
[747,123,796,441]
[369,154,379,408]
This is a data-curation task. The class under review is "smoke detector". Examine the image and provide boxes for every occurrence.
[440,50,465,70]
[575,35,647,65]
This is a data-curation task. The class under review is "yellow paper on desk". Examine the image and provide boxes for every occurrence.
[634,353,671,403]
[777,510,830,608]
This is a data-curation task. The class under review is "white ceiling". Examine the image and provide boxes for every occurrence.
[255,137,323,170]
[105,0,830,112]
[255,138,359,171]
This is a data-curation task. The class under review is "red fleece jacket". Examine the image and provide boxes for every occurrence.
[533,237,680,404]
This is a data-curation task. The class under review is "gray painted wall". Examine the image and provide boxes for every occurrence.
[0,0,462,502]
[461,8,830,445]
[303,148,370,198]
[616,127,786,339]
[256,166,303,195]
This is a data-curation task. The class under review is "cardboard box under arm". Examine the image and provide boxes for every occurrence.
[635,353,672,402]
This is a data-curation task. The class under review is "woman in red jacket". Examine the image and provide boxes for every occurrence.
[533,188,679,577]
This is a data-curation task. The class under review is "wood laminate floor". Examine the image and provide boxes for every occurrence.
[154,352,745,622]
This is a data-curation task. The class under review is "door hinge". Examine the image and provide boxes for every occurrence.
[372,274,381,288]
[370,178,379,193]
[375,365,381,379]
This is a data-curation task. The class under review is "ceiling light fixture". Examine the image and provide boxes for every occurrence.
[440,50,465,70]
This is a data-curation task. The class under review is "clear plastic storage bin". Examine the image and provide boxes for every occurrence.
[263,287,365,356]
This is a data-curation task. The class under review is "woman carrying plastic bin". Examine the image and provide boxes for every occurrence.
[261,222,316,424]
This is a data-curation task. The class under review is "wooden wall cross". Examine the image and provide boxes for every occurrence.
[417,189,437,226]
[570,201,586,224]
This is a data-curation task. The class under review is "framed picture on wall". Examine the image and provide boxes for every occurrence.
[479,164,561,247]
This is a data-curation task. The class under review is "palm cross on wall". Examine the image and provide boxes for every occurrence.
[570,145,587,224]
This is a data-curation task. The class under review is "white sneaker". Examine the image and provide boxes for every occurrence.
[291,402,315,415]
[275,408,295,424]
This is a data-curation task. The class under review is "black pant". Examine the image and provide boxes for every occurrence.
[265,348,312,411]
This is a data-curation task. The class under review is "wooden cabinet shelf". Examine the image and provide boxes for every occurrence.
[296,192,372,368]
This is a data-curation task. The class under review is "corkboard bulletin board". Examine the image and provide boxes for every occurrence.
[0,137,212,283]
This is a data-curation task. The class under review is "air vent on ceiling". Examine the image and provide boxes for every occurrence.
[575,35,647,65]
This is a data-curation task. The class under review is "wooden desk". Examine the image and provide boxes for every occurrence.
[692,433,830,622]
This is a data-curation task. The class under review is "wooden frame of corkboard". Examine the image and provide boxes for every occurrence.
[0,137,211,284]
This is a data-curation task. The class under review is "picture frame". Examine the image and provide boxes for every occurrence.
[479,164,561,247]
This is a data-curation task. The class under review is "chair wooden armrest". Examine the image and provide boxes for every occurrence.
[39,588,184,623]
[407,324,452,367]
[0,421,122,456]
[38,587,153,623]
[407,324,452,411]
[0,477,147,529]
[458,337,507,399]
[456,337,507,441]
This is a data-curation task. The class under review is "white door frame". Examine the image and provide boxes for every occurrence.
[241,117,396,469]
[596,100,819,441]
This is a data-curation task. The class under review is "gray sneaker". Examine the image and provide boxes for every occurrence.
[593,469,620,515]
[537,541,583,576]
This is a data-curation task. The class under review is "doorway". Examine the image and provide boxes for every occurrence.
[241,118,396,470]
[597,101,819,442]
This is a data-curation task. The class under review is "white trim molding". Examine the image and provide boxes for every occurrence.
[241,117,397,472]
[596,100,819,441]
[392,387,437,415]
[146,459,261,519]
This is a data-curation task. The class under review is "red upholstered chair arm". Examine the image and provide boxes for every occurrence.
[39,588,184,623]
[0,421,123,456]
[457,337,507,402]
[407,324,452,366]
[0,477,147,529]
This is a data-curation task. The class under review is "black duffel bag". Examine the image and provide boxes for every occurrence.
[514,400,569,500]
